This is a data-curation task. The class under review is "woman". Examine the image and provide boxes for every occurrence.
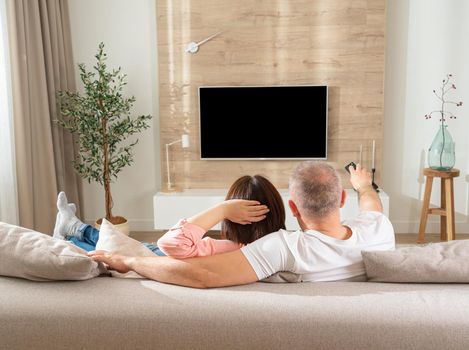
[54,175,286,257]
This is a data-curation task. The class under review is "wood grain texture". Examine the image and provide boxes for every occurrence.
[156,0,386,189]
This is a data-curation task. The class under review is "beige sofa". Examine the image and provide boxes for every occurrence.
[1,276,469,350]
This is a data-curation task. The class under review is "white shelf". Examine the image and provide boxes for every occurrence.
[154,188,389,230]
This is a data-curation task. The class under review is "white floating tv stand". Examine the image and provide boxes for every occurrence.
[153,189,389,230]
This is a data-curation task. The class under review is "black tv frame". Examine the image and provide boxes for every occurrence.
[198,85,328,160]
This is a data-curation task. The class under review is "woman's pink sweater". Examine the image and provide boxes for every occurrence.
[157,219,242,259]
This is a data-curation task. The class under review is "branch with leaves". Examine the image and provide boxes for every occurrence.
[424,74,463,122]
[423,74,463,170]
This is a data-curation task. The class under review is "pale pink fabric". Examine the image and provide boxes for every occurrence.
[157,219,242,259]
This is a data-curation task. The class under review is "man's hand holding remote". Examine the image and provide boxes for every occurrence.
[349,163,383,213]
[349,163,372,192]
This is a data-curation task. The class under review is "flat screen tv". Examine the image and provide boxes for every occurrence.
[199,85,328,160]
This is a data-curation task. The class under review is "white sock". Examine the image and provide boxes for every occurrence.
[68,203,77,214]
[53,192,84,240]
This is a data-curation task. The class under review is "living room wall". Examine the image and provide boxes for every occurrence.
[383,0,469,233]
[157,0,386,189]
[65,0,469,234]
[68,0,159,230]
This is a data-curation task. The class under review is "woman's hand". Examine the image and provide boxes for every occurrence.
[186,200,269,231]
[221,199,270,225]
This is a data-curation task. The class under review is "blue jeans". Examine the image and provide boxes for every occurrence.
[68,224,166,256]
[142,242,167,256]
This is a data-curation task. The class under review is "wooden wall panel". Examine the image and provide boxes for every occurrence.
[156,0,386,189]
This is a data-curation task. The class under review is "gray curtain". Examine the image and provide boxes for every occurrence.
[7,0,82,233]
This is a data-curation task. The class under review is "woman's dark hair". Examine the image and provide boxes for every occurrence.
[221,175,286,245]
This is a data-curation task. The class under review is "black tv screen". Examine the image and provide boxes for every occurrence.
[199,85,328,159]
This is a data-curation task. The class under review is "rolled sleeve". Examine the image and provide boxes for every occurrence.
[157,219,240,258]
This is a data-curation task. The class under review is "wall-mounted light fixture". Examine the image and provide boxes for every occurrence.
[163,134,190,192]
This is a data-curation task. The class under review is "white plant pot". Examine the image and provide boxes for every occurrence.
[95,217,130,236]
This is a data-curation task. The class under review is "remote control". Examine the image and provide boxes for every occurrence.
[344,161,357,174]
[344,162,379,192]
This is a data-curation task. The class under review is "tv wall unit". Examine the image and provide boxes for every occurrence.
[153,189,389,230]
[156,0,386,190]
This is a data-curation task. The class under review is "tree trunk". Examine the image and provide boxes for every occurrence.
[100,101,113,221]
[104,178,113,221]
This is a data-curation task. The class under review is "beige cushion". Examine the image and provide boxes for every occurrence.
[0,222,105,281]
[362,240,469,283]
[95,219,155,278]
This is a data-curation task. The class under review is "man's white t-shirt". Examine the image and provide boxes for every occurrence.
[241,211,395,282]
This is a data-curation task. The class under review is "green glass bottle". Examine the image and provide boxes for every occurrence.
[428,124,455,171]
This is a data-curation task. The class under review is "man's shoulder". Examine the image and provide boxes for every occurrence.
[273,228,307,241]
[344,211,394,239]
[263,228,298,237]
[263,229,294,241]
[243,229,295,249]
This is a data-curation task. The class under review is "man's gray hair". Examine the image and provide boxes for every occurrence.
[289,161,342,218]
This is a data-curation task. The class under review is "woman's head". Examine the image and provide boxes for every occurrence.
[221,175,286,245]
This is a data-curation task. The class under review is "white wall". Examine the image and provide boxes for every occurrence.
[383,0,469,233]
[68,0,160,230]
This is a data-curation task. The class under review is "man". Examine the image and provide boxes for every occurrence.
[89,161,395,288]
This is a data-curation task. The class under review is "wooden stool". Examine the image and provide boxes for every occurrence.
[418,168,460,243]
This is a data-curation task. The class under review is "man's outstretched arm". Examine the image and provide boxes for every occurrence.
[88,249,258,289]
[349,163,383,213]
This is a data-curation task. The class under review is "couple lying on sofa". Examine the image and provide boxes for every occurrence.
[54,161,395,288]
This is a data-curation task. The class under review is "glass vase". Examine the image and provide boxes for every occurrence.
[428,124,455,171]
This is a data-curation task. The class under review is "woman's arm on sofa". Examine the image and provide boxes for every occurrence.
[88,249,258,289]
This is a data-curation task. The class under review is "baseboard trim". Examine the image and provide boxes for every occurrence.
[393,220,469,234]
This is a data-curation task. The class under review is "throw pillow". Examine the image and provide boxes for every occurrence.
[362,240,469,283]
[0,222,106,281]
[95,219,155,278]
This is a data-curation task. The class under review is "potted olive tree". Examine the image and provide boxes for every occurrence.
[57,42,152,234]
